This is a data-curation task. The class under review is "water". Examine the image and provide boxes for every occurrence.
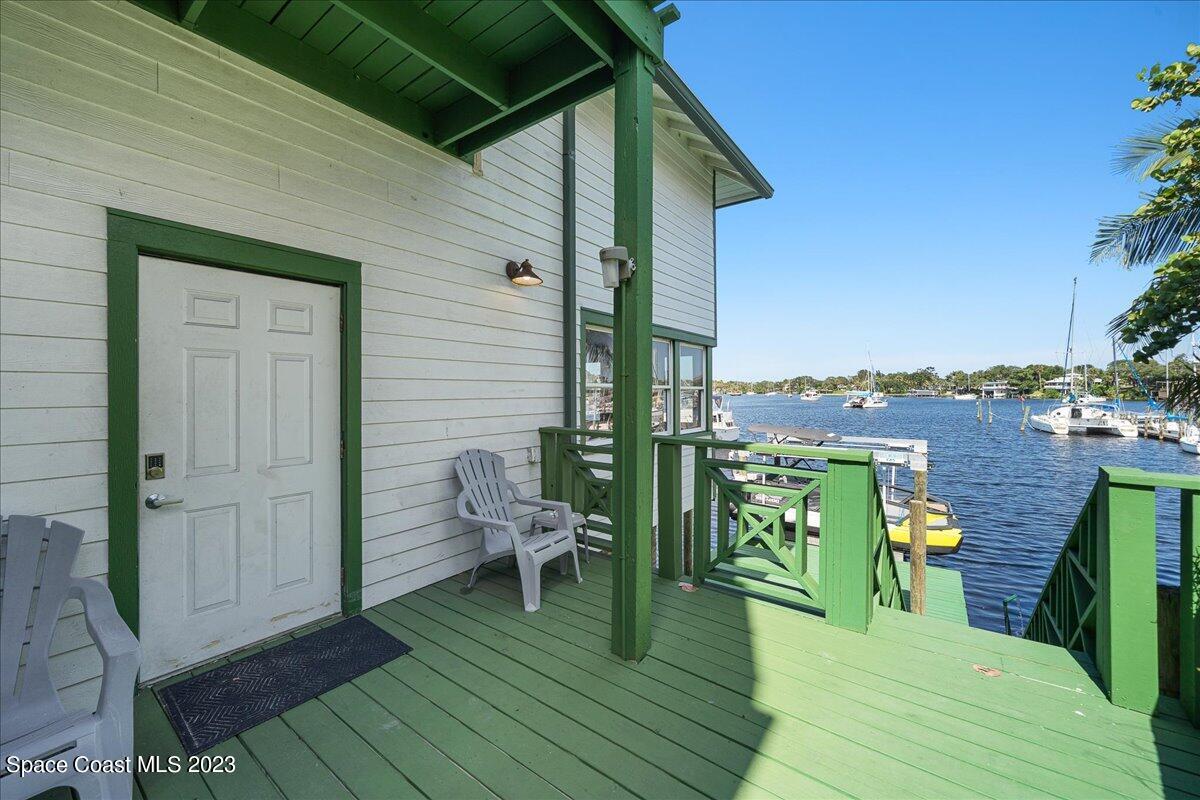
[722,394,1200,632]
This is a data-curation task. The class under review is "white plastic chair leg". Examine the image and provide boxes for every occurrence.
[519,553,541,612]
[569,543,582,584]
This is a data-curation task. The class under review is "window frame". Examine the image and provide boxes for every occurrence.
[677,342,708,434]
[578,308,714,436]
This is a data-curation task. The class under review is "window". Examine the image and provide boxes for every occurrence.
[652,338,671,433]
[584,325,614,431]
[679,343,707,433]
[581,317,710,435]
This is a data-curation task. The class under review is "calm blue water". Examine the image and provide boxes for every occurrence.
[722,394,1199,632]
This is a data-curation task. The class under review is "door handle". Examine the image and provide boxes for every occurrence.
[145,493,184,509]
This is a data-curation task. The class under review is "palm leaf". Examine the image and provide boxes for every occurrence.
[1166,371,1200,418]
[1090,206,1200,266]
[1111,117,1187,179]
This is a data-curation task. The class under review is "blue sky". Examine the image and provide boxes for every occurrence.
[664,1,1197,380]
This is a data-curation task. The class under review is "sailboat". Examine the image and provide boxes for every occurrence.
[844,354,888,408]
[953,374,977,400]
[1029,279,1137,438]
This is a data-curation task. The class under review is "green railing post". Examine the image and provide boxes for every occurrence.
[1097,468,1160,714]
[1182,487,1198,726]
[539,430,558,501]
[656,441,682,580]
[822,454,874,633]
[692,445,711,585]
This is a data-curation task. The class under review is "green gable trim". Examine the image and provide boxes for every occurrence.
[105,209,363,635]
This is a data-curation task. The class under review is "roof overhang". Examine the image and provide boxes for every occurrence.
[126,0,677,158]
[653,61,773,207]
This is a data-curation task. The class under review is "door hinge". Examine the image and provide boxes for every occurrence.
[340,436,345,460]
[339,314,345,333]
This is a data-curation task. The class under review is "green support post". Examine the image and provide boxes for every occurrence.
[692,447,711,585]
[822,455,874,633]
[657,442,682,580]
[1181,488,1199,725]
[1097,469,1160,713]
[609,38,655,661]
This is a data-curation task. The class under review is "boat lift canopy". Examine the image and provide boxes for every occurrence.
[747,424,929,471]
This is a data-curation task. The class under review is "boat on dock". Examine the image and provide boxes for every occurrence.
[1181,423,1199,455]
[712,396,739,441]
[732,424,964,554]
[1029,279,1137,438]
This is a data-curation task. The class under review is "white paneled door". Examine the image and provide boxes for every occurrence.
[138,257,341,681]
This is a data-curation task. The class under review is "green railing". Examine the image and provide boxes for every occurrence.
[538,428,615,547]
[1025,467,1199,724]
[538,427,906,633]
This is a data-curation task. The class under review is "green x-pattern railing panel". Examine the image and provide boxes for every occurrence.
[1024,467,1199,725]
[706,462,823,605]
[871,483,906,611]
[1026,486,1099,653]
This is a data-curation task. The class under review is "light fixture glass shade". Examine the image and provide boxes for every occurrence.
[599,246,628,289]
[506,259,542,286]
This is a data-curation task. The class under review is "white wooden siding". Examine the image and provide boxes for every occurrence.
[0,0,719,711]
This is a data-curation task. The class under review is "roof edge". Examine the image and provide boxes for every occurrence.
[654,61,774,205]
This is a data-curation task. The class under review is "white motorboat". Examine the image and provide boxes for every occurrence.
[1029,403,1138,437]
[799,389,821,401]
[712,396,739,441]
[1180,424,1199,456]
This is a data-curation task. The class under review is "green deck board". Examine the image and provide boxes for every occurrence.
[487,560,1200,784]
[238,717,354,800]
[280,699,421,799]
[412,582,850,800]
[127,555,1197,800]
[388,590,776,800]
[366,608,646,800]
[452,575,974,798]
[424,580,923,800]
[351,667,564,800]
[318,682,499,800]
[133,690,214,800]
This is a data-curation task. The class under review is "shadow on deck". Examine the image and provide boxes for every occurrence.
[121,556,1198,800]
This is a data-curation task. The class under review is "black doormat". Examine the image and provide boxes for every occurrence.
[156,616,411,754]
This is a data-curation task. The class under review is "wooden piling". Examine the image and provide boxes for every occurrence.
[910,469,928,615]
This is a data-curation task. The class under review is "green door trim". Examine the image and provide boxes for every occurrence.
[106,209,363,636]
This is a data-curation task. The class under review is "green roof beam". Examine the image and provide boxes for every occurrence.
[597,0,664,64]
[543,0,616,67]
[436,37,604,148]
[454,68,613,157]
[332,0,510,110]
[178,0,208,29]
[190,2,435,144]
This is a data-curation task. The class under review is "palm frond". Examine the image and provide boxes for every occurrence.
[1166,371,1200,418]
[1090,206,1200,266]
[1111,118,1187,179]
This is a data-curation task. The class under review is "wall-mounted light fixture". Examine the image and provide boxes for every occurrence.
[599,246,634,289]
[505,259,543,287]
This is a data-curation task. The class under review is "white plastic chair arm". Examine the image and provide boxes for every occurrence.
[507,483,573,530]
[69,578,140,720]
[456,492,524,552]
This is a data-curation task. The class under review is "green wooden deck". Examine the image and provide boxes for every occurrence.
[124,556,1199,800]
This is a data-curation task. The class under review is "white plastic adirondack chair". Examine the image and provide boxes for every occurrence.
[1,516,141,800]
[455,450,581,611]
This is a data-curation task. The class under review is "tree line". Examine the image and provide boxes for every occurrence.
[715,356,1196,399]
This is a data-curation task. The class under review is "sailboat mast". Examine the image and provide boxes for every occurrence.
[1061,278,1077,401]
